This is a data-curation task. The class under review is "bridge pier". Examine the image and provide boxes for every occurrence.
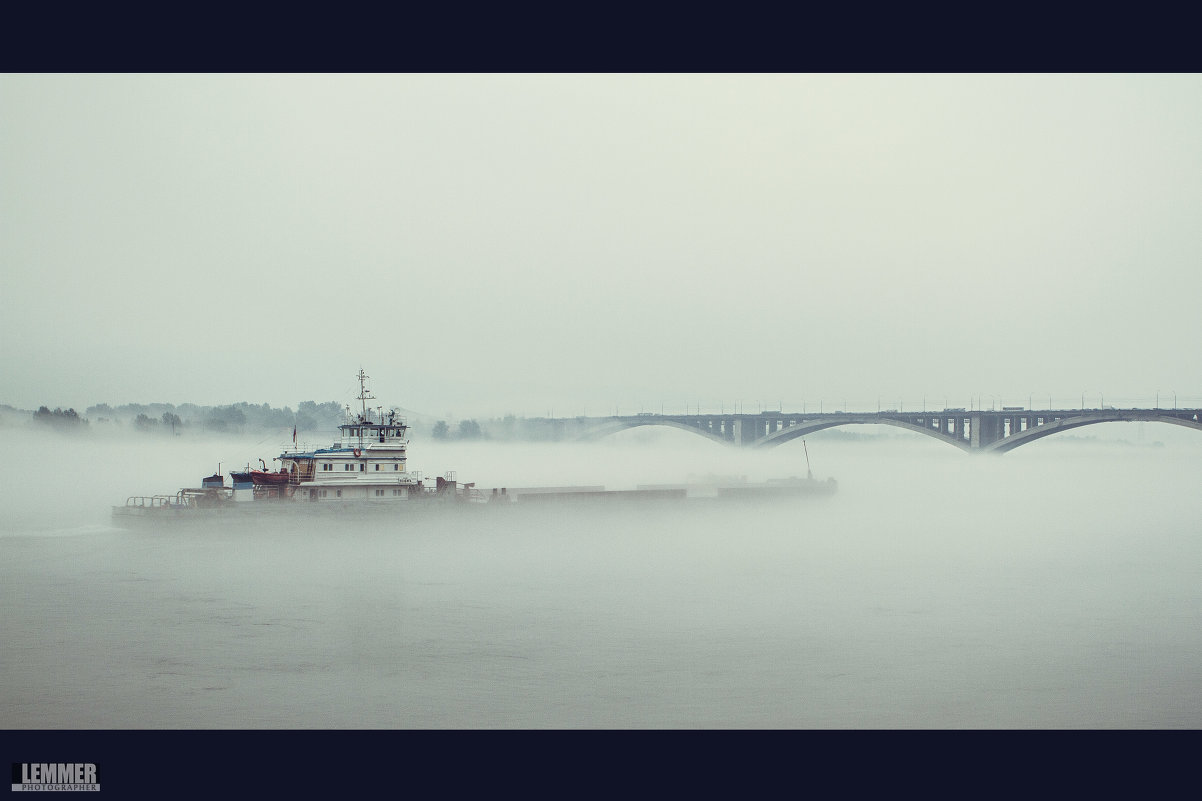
[972,414,1004,449]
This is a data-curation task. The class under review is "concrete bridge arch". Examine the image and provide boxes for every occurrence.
[981,411,1202,453]
[753,415,973,452]
[577,418,732,447]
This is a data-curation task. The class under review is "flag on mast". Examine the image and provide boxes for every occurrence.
[293,426,297,445]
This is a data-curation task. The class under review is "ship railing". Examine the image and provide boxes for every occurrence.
[124,494,185,510]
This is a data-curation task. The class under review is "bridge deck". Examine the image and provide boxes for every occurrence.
[562,409,1202,453]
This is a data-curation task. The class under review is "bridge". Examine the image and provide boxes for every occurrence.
[547,408,1202,453]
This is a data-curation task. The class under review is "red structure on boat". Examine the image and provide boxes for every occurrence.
[249,469,290,486]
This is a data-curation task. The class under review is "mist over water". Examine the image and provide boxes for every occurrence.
[5,75,1200,735]
[2,423,1200,728]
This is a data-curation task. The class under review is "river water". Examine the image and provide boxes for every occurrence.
[2,424,1200,728]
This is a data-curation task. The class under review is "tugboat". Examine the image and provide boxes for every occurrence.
[112,370,482,526]
[272,369,480,504]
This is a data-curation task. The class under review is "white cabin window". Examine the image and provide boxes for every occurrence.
[374,464,380,471]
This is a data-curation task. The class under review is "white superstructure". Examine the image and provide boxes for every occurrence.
[271,369,471,503]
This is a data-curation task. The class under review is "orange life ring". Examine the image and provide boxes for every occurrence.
[353,448,362,458]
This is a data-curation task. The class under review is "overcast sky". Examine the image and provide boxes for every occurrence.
[2,74,1199,418]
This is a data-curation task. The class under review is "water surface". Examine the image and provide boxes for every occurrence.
[2,425,1199,728]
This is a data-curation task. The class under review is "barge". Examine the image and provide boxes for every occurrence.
[112,370,836,528]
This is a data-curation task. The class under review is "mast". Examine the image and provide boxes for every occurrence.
[356,368,375,422]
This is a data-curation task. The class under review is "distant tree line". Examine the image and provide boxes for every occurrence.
[12,402,632,443]
[424,415,583,442]
[32,406,87,428]
[133,412,182,433]
[77,400,348,435]
[430,419,484,440]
